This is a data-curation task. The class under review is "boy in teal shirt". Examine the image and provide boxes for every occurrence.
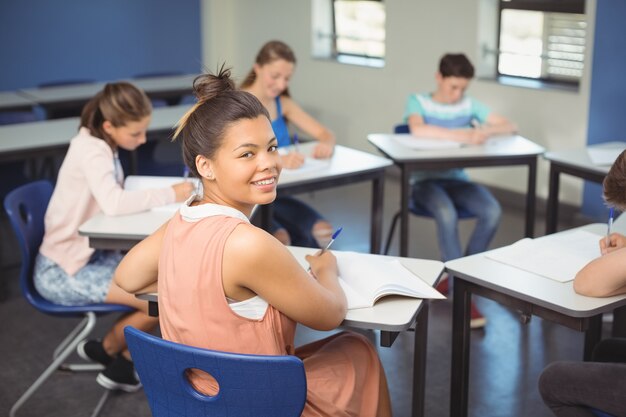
[404,53,517,328]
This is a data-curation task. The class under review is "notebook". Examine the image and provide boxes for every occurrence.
[334,251,445,310]
[124,175,199,213]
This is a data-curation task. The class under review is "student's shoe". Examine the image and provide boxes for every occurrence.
[77,339,114,366]
[96,355,142,392]
[435,275,449,296]
[470,303,487,329]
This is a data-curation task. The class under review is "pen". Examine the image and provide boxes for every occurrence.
[321,227,343,253]
[183,166,190,181]
[308,227,343,272]
[606,207,614,249]
[292,133,300,154]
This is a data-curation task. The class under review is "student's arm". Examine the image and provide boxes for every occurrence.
[480,112,517,136]
[281,96,335,159]
[114,221,169,294]
[407,113,488,145]
[223,224,347,330]
[574,246,626,297]
[600,233,626,255]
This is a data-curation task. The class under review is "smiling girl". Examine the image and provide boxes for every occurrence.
[115,68,392,417]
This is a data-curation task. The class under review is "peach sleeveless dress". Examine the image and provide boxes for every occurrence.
[158,202,382,416]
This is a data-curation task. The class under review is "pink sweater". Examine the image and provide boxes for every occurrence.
[39,127,175,276]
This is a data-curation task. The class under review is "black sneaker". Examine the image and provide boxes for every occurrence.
[96,355,142,392]
[77,339,114,366]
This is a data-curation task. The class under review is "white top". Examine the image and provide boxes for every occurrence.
[543,141,626,175]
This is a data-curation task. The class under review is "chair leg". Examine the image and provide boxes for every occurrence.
[383,211,401,255]
[10,312,97,417]
[90,389,116,417]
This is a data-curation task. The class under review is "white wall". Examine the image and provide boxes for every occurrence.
[202,0,596,205]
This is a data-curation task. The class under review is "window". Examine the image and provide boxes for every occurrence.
[312,0,386,68]
[496,0,586,87]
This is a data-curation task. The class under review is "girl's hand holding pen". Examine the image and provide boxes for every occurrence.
[600,233,626,255]
[281,152,305,169]
[305,250,338,280]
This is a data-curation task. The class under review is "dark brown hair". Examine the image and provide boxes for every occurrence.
[603,149,626,210]
[173,65,270,177]
[240,40,297,96]
[80,82,152,145]
[439,53,475,79]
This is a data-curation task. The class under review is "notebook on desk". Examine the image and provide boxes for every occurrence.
[124,175,200,213]
[334,251,445,310]
[484,229,602,283]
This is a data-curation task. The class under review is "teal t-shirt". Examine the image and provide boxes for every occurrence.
[403,93,491,182]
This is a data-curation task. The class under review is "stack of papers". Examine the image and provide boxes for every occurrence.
[334,251,445,310]
[485,229,602,282]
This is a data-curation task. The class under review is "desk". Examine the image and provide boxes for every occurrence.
[368,134,544,257]
[0,91,37,112]
[18,74,197,115]
[0,104,191,166]
[444,223,626,417]
[543,142,626,234]
[262,142,393,253]
[80,216,443,417]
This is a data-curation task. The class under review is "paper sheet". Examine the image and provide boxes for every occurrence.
[485,229,602,282]
[392,134,462,150]
[587,146,626,166]
[124,175,199,213]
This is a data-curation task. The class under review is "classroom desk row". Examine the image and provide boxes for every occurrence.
[78,212,626,417]
[0,74,197,113]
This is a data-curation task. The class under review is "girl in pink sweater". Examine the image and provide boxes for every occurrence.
[35,82,193,392]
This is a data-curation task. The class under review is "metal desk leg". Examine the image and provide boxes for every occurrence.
[400,165,411,257]
[412,303,429,417]
[612,305,626,338]
[450,278,472,417]
[546,164,560,235]
[370,173,385,254]
[525,158,537,238]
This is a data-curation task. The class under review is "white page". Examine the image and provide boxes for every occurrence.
[281,157,331,176]
[335,251,445,310]
[485,229,603,282]
[124,175,199,213]
[587,147,625,165]
[392,133,461,150]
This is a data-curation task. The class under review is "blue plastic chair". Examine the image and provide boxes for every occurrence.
[124,326,307,417]
[4,180,133,417]
[590,409,616,417]
[383,124,476,255]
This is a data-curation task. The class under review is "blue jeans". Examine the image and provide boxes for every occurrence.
[269,196,325,248]
[411,179,501,262]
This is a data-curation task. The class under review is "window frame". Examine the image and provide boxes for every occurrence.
[495,0,586,88]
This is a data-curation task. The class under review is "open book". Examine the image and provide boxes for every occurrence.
[124,175,200,213]
[484,229,602,283]
[334,251,445,310]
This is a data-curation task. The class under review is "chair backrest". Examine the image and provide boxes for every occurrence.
[394,124,410,134]
[590,409,616,417]
[4,180,53,308]
[124,326,307,417]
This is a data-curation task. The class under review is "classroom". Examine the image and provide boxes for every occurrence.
[1,1,625,416]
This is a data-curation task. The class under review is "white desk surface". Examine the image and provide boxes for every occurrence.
[278,142,392,186]
[0,104,192,154]
[129,74,198,92]
[0,91,37,109]
[367,133,544,162]
[543,141,626,175]
[445,223,626,317]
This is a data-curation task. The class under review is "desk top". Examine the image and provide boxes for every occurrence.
[543,141,626,175]
[138,246,443,331]
[0,91,37,111]
[278,142,392,187]
[0,104,192,155]
[445,223,626,317]
[367,133,544,163]
[18,74,198,105]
